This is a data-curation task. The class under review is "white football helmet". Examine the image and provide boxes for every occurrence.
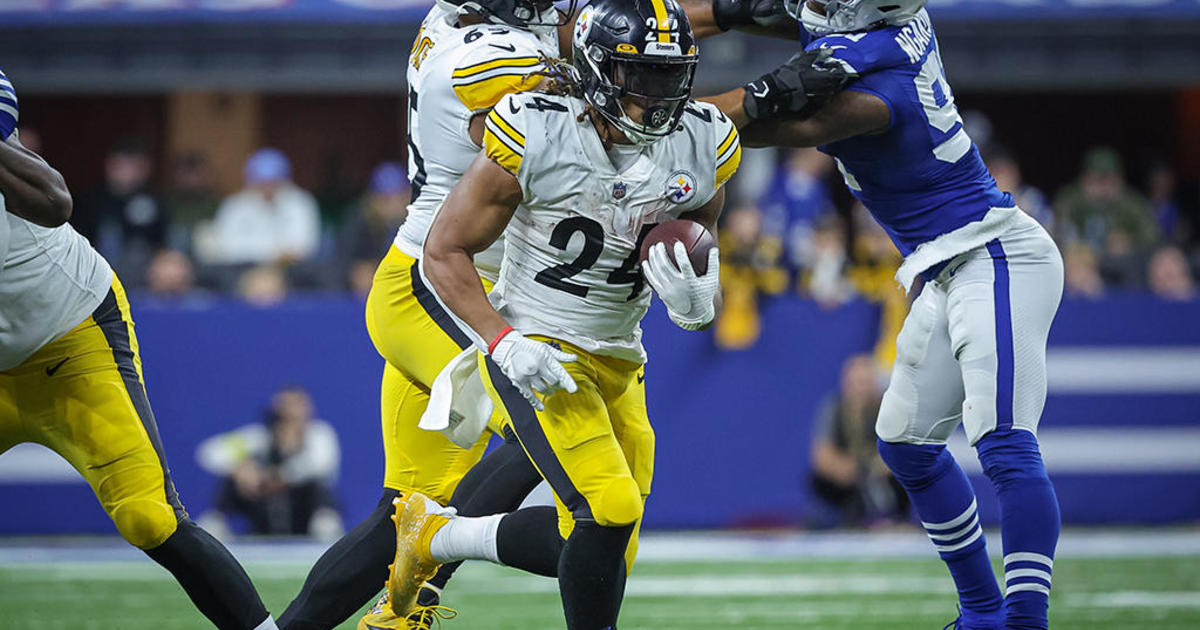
[784,0,927,36]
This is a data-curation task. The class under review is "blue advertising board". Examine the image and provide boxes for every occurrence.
[0,292,1197,536]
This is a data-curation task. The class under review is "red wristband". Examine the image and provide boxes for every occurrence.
[487,326,514,355]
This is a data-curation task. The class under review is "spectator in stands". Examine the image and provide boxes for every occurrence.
[985,145,1053,232]
[846,207,907,368]
[760,148,836,270]
[1148,161,1183,244]
[204,148,320,265]
[237,264,288,307]
[164,151,221,254]
[144,249,204,305]
[339,162,410,296]
[1055,147,1157,256]
[1147,246,1197,301]
[715,205,788,349]
[196,386,343,540]
[804,214,854,308]
[809,354,908,528]
[1063,243,1106,299]
[76,138,168,286]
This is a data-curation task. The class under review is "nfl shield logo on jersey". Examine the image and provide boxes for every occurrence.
[666,170,696,204]
[612,182,627,199]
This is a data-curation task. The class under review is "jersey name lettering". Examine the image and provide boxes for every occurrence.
[894,10,933,64]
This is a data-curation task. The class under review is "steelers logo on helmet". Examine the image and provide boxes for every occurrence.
[572,0,699,146]
[666,169,697,204]
[574,5,595,43]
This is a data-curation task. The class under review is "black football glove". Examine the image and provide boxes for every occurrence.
[742,48,857,121]
[711,0,791,31]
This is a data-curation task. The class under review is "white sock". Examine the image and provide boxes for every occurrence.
[252,616,279,630]
[428,513,504,565]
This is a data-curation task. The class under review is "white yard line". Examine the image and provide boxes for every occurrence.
[1064,592,1200,609]
[2,529,1198,566]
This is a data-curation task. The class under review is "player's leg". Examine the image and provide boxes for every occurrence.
[875,280,1004,628]
[605,362,654,575]
[425,425,547,597]
[29,282,273,630]
[0,369,26,461]
[281,249,503,629]
[949,228,1063,630]
[481,347,640,629]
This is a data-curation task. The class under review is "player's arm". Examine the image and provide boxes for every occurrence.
[642,188,727,332]
[737,88,890,147]
[681,0,799,40]
[425,100,577,409]
[701,47,856,131]
[0,68,72,228]
[642,111,739,332]
[0,134,73,228]
[682,187,727,328]
[424,154,519,345]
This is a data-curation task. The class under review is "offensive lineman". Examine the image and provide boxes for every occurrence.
[0,69,278,630]
[365,1,740,628]
[278,2,580,628]
[695,1,1064,628]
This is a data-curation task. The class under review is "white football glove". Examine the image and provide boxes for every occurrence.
[489,330,578,411]
[641,241,721,331]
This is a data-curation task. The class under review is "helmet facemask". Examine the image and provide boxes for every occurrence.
[577,44,697,146]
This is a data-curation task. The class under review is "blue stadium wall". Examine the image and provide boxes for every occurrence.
[1,294,1198,535]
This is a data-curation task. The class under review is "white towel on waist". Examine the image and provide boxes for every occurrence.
[419,348,494,449]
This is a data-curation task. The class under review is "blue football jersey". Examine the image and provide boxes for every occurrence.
[806,10,1013,258]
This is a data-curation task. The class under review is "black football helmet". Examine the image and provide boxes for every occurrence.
[572,0,699,145]
[437,0,576,30]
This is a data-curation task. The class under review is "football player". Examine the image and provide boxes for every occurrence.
[693,2,1063,629]
[0,69,277,630]
[278,2,581,629]
[368,1,739,628]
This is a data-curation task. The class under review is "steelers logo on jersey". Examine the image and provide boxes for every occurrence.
[666,170,697,204]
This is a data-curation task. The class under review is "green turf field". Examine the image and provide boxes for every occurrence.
[2,539,1197,630]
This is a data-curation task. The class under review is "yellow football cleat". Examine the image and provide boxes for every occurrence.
[356,591,404,630]
[386,492,453,621]
[356,589,458,630]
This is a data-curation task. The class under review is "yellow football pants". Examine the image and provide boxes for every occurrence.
[364,246,499,504]
[479,338,654,572]
[0,277,184,549]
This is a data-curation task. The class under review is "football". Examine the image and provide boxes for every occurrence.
[638,219,716,276]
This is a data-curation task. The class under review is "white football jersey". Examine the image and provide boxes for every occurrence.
[393,6,558,283]
[482,93,741,363]
[0,199,113,371]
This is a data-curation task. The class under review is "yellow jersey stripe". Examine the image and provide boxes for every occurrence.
[715,132,742,188]
[484,126,523,175]
[453,73,541,111]
[650,0,671,43]
[453,56,542,79]
[716,125,737,159]
[487,109,525,148]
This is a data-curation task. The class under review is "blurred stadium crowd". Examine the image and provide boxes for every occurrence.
[17,110,1197,330]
